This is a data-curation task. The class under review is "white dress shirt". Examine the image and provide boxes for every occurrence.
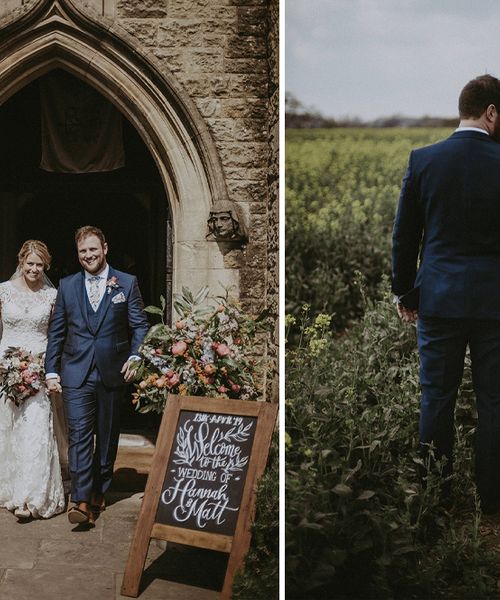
[455,126,489,135]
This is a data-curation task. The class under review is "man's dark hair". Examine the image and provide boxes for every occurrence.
[75,225,106,247]
[459,74,500,119]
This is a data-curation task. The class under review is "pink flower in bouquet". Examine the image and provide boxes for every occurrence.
[231,383,241,394]
[22,371,34,384]
[168,373,180,387]
[215,343,231,357]
[171,341,188,356]
[217,385,228,393]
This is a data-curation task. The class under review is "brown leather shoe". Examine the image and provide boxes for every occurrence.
[68,503,95,525]
[90,493,106,513]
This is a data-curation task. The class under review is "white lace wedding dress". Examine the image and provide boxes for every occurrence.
[0,281,65,518]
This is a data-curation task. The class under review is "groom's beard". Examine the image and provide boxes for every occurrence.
[82,256,107,275]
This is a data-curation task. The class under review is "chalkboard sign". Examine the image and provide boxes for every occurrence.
[121,395,278,600]
[156,410,257,536]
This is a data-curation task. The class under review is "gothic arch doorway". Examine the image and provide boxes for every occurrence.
[0,72,170,310]
[0,71,171,432]
[0,0,236,311]
[0,0,235,433]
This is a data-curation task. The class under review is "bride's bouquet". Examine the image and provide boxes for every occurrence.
[0,347,45,407]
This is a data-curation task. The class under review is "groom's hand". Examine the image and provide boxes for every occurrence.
[396,302,418,323]
[46,376,62,394]
[121,358,139,382]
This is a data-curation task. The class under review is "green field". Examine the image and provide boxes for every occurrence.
[285,127,500,599]
[286,128,451,327]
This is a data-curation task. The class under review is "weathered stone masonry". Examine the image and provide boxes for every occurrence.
[0,0,279,401]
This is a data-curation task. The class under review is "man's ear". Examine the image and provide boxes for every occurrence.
[486,103,497,122]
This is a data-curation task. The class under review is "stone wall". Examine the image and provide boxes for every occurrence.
[0,0,279,400]
[266,0,279,401]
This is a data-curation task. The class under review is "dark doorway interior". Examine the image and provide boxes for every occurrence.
[0,70,171,433]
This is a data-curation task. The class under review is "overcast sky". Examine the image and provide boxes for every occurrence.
[286,0,500,121]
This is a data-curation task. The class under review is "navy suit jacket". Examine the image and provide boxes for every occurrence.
[45,266,149,388]
[392,130,500,319]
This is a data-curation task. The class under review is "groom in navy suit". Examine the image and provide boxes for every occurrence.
[392,74,500,513]
[45,226,149,524]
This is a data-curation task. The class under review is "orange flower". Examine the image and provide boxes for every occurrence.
[155,377,166,388]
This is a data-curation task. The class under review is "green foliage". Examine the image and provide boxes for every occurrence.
[285,288,498,599]
[286,127,450,328]
[232,432,279,600]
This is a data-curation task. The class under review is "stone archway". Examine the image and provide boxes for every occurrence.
[0,0,237,313]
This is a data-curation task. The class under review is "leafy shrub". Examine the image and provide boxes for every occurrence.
[285,287,498,599]
[286,128,450,329]
[232,432,279,600]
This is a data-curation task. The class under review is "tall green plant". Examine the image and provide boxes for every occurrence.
[286,287,497,599]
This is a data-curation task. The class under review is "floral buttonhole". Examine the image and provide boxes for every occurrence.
[106,276,120,295]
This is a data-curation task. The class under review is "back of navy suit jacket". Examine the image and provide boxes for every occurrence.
[392,129,500,318]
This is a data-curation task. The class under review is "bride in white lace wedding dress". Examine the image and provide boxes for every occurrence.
[0,241,65,519]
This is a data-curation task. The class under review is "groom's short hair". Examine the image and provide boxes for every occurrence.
[75,226,106,247]
[459,74,500,119]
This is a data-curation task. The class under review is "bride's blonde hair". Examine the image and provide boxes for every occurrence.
[17,240,52,271]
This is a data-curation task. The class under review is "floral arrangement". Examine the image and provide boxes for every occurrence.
[132,287,267,413]
[0,347,45,407]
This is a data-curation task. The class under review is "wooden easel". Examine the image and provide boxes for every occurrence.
[121,394,278,599]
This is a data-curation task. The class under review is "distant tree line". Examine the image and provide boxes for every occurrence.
[285,92,459,129]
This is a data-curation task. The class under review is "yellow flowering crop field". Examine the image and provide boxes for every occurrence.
[285,127,451,327]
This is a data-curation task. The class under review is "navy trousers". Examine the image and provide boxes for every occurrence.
[417,316,500,504]
[63,367,124,503]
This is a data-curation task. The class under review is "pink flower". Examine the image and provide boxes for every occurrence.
[171,341,187,356]
[106,276,120,294]
[215,343,231,357]
[231,383,241,394]
[168,373,180,387]
[217,385,228,393]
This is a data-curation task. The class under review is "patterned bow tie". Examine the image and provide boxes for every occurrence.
[88,275,101,311]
